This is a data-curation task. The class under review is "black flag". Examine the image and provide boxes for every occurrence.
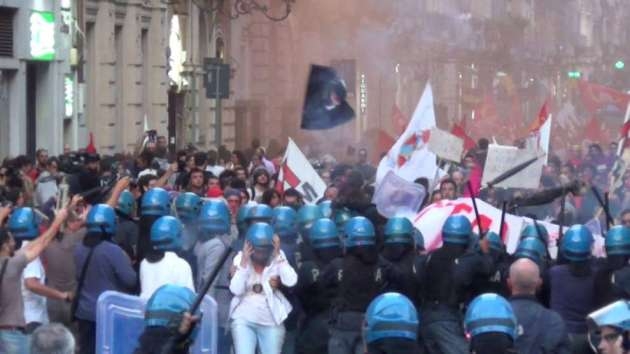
[301,64,355,130]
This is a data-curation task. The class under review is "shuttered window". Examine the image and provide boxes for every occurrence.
[0,7,14,57]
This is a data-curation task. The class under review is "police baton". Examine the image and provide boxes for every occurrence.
[160,245,233,354]
[467,181,485,237]
[190,245,233,313]
[591,186,614,231]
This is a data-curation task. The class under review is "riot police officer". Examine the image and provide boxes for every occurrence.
[138,187,171,263]
[329,216,390,354]
[114,190,139,259]
[469,231,510,298]
[174,192,202,276]
[464,293,518,354]
[234,204,253,250]
[195,200,234,353]
[297,218,344,354]
[75,204,137,354]
[295,204,324,266]
[586,300,630,354]
[549,224,598,354]
[134,284,199,354]
[139,216,194,299]
[381,217,424,302]
[594,226,630,307]
[421,215,491,354]
[363,292,421,354]
[272,206,301,354]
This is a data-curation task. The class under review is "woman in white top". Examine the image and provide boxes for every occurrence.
[229,222,297,354]
[139,216,194,299]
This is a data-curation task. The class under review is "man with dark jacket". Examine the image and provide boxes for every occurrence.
[509,258,571,354]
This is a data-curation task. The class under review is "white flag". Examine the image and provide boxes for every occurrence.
[539,116,552,164]
[277,138,326,204]
[376,83,439,185]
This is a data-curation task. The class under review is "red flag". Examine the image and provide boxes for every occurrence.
[584,117,606,142]
[621,121,630,139]
[392,104,407,134]
[578,80,630,114]
[529,100,549,133]
[86,132,97,154]
[451,120,476,151]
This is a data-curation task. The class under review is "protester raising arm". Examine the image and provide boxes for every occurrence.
[155,163,178,189]
[23,206,69,263]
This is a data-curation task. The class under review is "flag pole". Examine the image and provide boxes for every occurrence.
[467,181,484,237]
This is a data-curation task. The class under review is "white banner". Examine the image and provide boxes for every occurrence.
[410,198,603,258]
[428,127,464,163]
[481,144,544,189]
[277,138,326,204]
[372,171,426,218]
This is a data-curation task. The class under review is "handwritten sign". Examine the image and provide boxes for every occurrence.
[428,127,464,162]
[481,144,544,189]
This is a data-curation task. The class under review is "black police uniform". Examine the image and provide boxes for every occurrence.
[296,256,343,354]
[328,252,391,354]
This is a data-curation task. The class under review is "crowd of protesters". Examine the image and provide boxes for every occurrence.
[0,132,629,354]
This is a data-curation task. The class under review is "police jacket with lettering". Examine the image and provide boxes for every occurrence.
[296,257,343,316]
[385,252,425,303]
[334,254,391,313]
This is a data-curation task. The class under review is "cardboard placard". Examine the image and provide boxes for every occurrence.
[481,144,544,189]
[428,127,464,162]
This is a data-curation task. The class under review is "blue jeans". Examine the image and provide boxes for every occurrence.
[231,318,285,354]
[0,329,29,354]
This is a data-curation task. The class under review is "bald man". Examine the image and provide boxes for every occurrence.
[508,258,571,354]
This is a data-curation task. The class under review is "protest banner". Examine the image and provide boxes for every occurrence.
[410,198,603,257]
[372,170,426,218]
[428,127,464,163]
[481,144,544,189]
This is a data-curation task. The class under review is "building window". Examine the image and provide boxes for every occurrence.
[0,7,15,57]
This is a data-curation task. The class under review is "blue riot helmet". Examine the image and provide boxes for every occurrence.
[486,231,505,253]
[464,293,518,340]
[364,292,419,344]
[521,224,549,244]
[384,217,414,245]
[237,205,252,237]
[441,215,472,245]
[413,229,425,251]
[561,224,594,262]
[272,206,298,238]
[605,226,630,256]
[297,204,323,235]
[198,200,230,236]
[246,204,273,224]
[145,284,196,332]
[514,237,547,265]
[175,192,201,223]
[246,222,274,248]
[587,300,630,351]
[318,200,333,219]
[334,207,352,237]
[309,218,341,249]
[246,222,275,265]
[8,207,41,240]
[345,216,376,248]
[86,204,117,235]
[141,187,171,217]
[116,190,135,217]
[150,216,183,251]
